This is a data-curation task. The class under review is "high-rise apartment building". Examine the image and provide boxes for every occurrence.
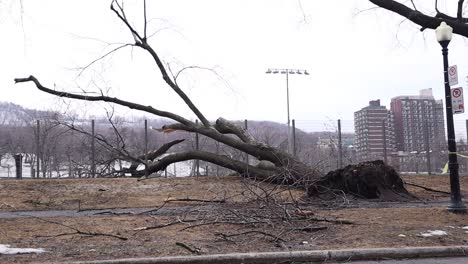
[354,100,396,161]
[390,88,445,152]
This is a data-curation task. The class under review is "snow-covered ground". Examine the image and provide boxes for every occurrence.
[0,153,202,178]
[0,244,45,254]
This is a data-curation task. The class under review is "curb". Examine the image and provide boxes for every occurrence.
[56,246,468,264]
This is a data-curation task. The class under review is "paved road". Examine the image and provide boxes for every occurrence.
[328,257,468,264]
[0,204,217,219]
[0,200,452,219]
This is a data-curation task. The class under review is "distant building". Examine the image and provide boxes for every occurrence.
[354,100,396,161]
[390,88,445,152]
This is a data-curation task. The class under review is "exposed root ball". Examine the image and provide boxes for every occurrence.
[308,160,411,201]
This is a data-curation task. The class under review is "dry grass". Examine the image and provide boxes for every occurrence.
[0,176,302,211]
[0,175,467,263]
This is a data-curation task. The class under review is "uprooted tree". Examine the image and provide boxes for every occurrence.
[14,0,410,200]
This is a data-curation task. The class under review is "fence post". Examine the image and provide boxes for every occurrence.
[68,155,72,178]
[216,142,220,177]
[466,119,468,145]
[14,154,23,179]
[91,120,96,178]
[424,119,432,175]
[144,119,149,177]
[382,119,387,164]
[338,119,342,168]
[244,119,249,164]
[36,120,40,178]
[292,119,297,157]
[195,119,200,177]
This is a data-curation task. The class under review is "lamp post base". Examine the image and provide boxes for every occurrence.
[448,202,467,213]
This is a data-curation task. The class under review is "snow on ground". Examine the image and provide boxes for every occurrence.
[420,230,448,237]
[0,153,199,178]
[0,244,46,254]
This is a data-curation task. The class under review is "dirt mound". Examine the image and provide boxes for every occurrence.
[308,160,412,201]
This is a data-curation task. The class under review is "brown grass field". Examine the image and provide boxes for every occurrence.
[0,175,467,263]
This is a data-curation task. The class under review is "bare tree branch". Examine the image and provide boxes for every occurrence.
[14,76,194,127]
[77,43,134,77]
[136,42,211,128]
[143,0,148,40]
[110,0,143,43]
[410,0,417,11]
[369,0,468,36]
[127,139,185,172]
[141,150,280,181]
[108,0,211,127]
[214,118,256,144]
[458,0,465,21]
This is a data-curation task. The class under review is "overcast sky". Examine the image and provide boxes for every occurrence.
[2,0,468,135]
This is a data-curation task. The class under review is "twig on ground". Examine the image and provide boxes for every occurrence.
[28,215,127,240]
[215,230,285,242]
[37,230,127,240]
[93,211,134,216]
[179,220,265,231]
[166,198,226,203]
[292,225,328,232]
[137,199,170,215]
[404,181,450,195]
[134,218,197,231]
[175,242,201,255]
[305,217,354,225]
[0,202,16,210]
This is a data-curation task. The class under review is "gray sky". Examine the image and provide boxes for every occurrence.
[2,0,468,135]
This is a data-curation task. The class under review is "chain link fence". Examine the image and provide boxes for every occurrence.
[2,118,468,178]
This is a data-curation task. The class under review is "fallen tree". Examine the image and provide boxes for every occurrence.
[14,0,410,200]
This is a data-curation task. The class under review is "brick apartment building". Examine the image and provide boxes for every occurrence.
[390,88,446,152]
[354,100,396,161]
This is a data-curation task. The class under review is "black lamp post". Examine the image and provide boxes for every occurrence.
[435,21,467,213]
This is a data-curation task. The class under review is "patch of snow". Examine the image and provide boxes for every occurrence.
[420,230,447,237]
[0,244,46,254]
[398,234,406,237]
[462,226,468,230]
[446,226,455,229]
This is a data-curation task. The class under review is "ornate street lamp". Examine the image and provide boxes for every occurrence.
[435,21,466,213]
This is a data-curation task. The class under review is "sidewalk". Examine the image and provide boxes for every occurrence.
[58,246,468,264]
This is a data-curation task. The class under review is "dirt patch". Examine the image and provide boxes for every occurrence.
[0,175,467,263]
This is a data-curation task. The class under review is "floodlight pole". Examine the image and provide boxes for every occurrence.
[266,68,309,154]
